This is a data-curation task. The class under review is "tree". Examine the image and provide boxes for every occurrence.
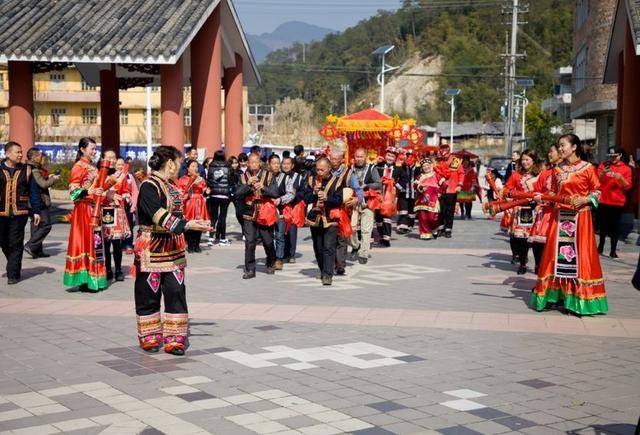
[525,102,562,156]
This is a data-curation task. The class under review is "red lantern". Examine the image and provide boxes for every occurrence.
[320,124,341,140]
[389,126,404,142]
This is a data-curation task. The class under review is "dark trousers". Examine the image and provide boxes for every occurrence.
[336,235,348,270]
[0,215,28,280]
[123,207,135,249]
[25,207,52,254]
[510,235,529,267]
[104,238,123,274]
[275,219,286,260]
[285,225,298,259]
[135,269,188,316]
[311,225,337,277]
[207,197,230,239]
[597,203,623,254]
[185,231,202,250]
[531,242,544,272]
[460,202,472,219]
[243,220,276,272]
[397,197,415,228]
[375,212,392,243]
[233,200,244,236]
[439,193,458,232]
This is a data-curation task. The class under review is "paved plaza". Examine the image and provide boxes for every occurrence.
[0,202,639,435]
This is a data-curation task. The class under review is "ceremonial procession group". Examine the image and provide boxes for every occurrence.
[1,132,639,356]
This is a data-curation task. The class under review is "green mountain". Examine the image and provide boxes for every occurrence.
[250,0,574,125]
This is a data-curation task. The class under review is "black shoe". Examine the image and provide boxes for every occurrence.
[380,240,390,247]
[187,247,194,253]
[37,252,51,258]
[510,255,519,265]
[288,257,296,264]
[358,257,368,265]
[349,250,359,261]
[610,252,619,258]
[115,271,125,282]
[7,278,18,285]
[24,246,36,259]
[444,231,452,238]
[265,267,275,275]
[194,246,202,253]
[517,265,527,275]
[322,275,332,286]
[335,268,346,276]
[106,270,114,281]
[243,271,256,279]
[534,266,539,274]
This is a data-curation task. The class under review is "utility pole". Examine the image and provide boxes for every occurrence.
[502,0,528,156]
[340,84,350,115]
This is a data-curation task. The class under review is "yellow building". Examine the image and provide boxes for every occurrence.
[0,65,249,146]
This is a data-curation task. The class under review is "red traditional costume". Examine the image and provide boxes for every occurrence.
[414,171,443,239]
[528,168,554,244]
[503,172,537,239]
[457,166,479,203]
[179,174,209,221]
[63,158,108,291]
[435,151,463,236]
[178,174,209,252]
[103,169,132,241]
[531,160,607,315]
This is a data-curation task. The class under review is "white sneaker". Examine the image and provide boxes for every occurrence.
[207,238,215,246]
[219,239,231,246]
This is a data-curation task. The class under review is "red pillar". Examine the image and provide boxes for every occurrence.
[615,50,624,149]
[8,61,35,153]
[621,21,640,156]
[191,6,222,156]
[99,65,120,154]
[161,56,184,150]
[224,54,244,157]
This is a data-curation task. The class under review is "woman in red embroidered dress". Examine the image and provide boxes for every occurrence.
[63,137,108,292]
[178,159,209,253]
[502,150,540,275]
[528,145,561,273]
[414,158,443,240]
[531,134,607,315]
[102,151,132,282]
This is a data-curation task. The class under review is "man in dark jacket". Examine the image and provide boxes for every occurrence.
[24,148,59,258]
[0,142,41,285]
[375,148,406,247]
[235,153,280,279]
[206,150,232,246]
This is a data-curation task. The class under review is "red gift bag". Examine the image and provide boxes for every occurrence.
[379,177,398,218]
[256,199,278,226]
[330,207,353,239]
[283,201,307,233]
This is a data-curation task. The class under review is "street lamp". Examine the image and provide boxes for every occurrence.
[372,45,399,113]
[515,79,534,151]
[445,88,461,150]
[340,84,350,115]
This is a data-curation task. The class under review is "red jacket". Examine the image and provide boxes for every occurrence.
[597,161,632,207]
[435,155,464,194]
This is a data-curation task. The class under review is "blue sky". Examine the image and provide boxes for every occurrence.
[233,0,401,34]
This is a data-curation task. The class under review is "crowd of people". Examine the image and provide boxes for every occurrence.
[1,135,639,355]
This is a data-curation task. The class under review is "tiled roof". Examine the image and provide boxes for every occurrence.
[435,121,521,137]
[0,0,219,63]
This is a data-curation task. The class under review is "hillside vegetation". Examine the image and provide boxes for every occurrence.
[250,0,574,126]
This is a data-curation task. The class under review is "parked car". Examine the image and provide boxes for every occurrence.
[487,156,511,180]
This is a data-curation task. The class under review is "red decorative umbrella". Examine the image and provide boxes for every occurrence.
[453,149,479,159]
